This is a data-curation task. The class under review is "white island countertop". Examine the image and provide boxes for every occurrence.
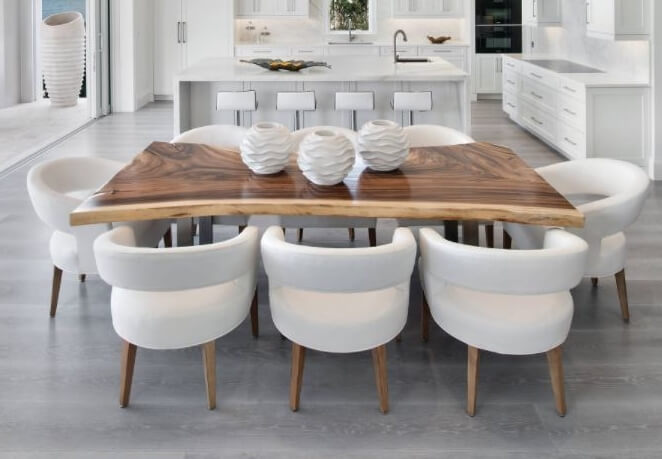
[176,56,468,83]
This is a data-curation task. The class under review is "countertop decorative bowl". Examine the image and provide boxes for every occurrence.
[240,59,331,72]
[427,35,452,44]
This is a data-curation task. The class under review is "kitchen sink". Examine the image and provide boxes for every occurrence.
[524,59,604,73]
[396,58,431,63]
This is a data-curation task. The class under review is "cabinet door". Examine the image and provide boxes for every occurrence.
[184,0,232,66]
[615,0,649,37]
[538,0,561,22]
[440,0,463,17]
[473,55,502,94]
[235,0,256,16]
[154,0,183,97]
[586,0,613,37]
[276,0,308,16]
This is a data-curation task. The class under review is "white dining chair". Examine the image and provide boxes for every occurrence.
[94,225,260,409]
[282,126,378,246]
[397,124,476,243]
[27,156,171,317]
[261,226,417,413]
[504,159,650,322]
[419,227,588,416]
[172,125,250,234]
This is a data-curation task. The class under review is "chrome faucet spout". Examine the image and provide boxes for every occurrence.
[393,29,408,63]
[348,19,355,42]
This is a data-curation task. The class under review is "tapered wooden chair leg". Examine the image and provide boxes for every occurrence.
[120,340,137,408]
[372,345,389,414]
[79,274,86,283]
[615,269,630,323]
[297,228,304,243]
[503,230,512,249]
[290,343,306,412]
[485,224,495,248]
[250,290,259,338]
[421,295,431,343]
[395,333,402,343]
[368,228,377,247]
[348,228,356,242]
[591,277,599,287]
[467,346,480,417]
[163,227,173,248]
[202,341,216,410]
[50,266,63,318]
[546,346,567,417]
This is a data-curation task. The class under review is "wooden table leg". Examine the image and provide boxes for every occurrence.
[198,216,213,245]
[176,218,194,247]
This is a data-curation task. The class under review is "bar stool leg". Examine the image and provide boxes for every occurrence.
[295,111,302,131]
[351,110,358,131]
[234,110,241,127]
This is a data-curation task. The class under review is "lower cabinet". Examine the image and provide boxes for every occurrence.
[473,54,502,94]
[502,55,651,166]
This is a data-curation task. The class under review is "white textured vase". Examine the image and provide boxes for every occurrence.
[358,120,410,172]
[240,122,293,175]
[41,12,86,108]
[297,130,356,186]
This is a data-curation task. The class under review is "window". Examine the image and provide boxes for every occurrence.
[326,0,376,35]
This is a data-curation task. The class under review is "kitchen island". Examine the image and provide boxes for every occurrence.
[174,56,470,136]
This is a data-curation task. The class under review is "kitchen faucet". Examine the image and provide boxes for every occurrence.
[393,29,408,63]
[348,18,356,42]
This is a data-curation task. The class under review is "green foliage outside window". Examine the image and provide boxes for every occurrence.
[329,0,370,31]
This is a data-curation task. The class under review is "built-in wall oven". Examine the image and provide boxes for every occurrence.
[475,0,522,54]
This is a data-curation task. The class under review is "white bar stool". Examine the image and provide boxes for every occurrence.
[277,91,316,130]
[216,90,257,126]
[392,91,432,126]
[335,92,375,131]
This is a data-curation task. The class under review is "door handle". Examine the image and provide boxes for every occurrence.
[532,0,537,18]
[177,21,182,44]
[586,2,591,24]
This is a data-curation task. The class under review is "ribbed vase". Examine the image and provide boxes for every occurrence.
[297,130,356,186]
[41,12,86,107]
[240,122,293,175]
[358,120,410,172]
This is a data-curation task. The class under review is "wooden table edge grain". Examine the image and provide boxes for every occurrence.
[70,198,584,228]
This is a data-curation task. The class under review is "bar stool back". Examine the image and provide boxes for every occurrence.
[393,91,432,126]
[277,91,316,130]
[335,92,375,131]
[216,90,257,126]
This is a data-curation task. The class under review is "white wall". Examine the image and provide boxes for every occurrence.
[235,0,468,45]
[0,0,21,108]
[654,2,662,179]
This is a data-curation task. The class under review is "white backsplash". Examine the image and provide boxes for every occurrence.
[525,0,649,79]
[235,0,468,45]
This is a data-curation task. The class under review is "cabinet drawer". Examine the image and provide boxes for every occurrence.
[418,46,465,57]
[521,101,557,142]
[502,56,521,73]
[521,63,559,88]
[503,92,519,118]
[521,77,557,112]
[557,94,586,131]
[502,68,520,93]
[558,77,586,102]
[557,121,586,160]
[291,47,325,56]
[327,46,380,56]
[381,46,418,57]
[235,47,291,57]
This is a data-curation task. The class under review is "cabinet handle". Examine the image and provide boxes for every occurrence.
[586,1,590,24]
[253,50,273,54]
[507,102,516,108]
[297,50,314,53]
[530,72,543,79]
[563,108,577,116]
[563,85,577,93]
[506,62,515,68]
[506,79,516,85]
[564,137,577,146]
[533,0,537,18]
[177,21,182,44]
[530,116,543,126]
[530,91,543,100]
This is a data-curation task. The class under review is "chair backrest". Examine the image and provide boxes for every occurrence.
[291,126,358,151]
[537,159,650,239]
[171,125,248,149]
[261,226,416,293]
[419,228,588,295]
[404,125,474,148]
[94,226,259,292]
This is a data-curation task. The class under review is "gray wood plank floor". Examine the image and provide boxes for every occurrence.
[1,101,661,458]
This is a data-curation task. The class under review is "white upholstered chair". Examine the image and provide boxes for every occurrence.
[398,125,476,242]
[94,225,260,409]
[419,228,588,416]
[261,226,417,413]
[27,157,171,317]
[172,125,250,233]
[504,159,650,322]
[282,126,378,245]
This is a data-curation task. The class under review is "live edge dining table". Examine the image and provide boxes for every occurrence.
[69,141,584,245]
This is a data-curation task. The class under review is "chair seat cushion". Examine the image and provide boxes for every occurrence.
[422,275,573,355]
[50,231,79,274]
[269,284,409,353]
[111,274,255,350]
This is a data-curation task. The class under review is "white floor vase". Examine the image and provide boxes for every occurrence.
[358,120,410,172]
[297,130,356,186]
[41,12,86,108]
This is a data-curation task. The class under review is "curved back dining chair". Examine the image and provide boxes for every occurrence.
[27,156,170,317]
[504,159,650,322]
[94,225,260,410]
[283,126,377,245]
[399,125,476,243]
[419,227,588,417]
[172,125,250,234]
[261,226,417,413]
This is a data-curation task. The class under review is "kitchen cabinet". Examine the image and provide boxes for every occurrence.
[473,54,502,94]
[235,0,309,17]
[523,0,561,26]
[154,0,229,97]
[392,0,463,18]
[586,0,650,41]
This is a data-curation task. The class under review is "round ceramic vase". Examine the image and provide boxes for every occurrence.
[297,130,356,186]
[240,122,293,174]
[41,12,86,107]
[357,120,410,172]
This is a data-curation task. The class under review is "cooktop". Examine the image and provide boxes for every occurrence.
[523,59,604,74]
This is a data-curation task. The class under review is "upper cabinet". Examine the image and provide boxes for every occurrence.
[586,0,650,41]
[392,0,464,18]
[523,0,561,26]
[235,0,309,18]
